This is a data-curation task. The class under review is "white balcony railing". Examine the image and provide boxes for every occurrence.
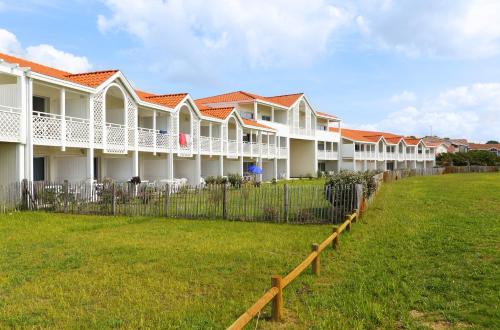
[227,139,238,157]
[33,111,90,148]
[278,147,288,158]
[318,149,339,160]
[105,123,127,154]
[138,127,155,150]
[0,105,22,142]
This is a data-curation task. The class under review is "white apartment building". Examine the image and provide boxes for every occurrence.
[0,52,435,185]
[338,128,436,171]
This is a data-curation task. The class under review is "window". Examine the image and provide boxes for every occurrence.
[355,143,360,152]
[317,125,327,131]
[261,115,271,121]
[318,142,325,151]
[240,112,254,120]
[33,157,45,181]
[318,162,326,172]
[33,96,47,113]
[242,133,250,142]
[93,157,99,181]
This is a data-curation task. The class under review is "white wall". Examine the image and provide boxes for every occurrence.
[201,157,220,177]
[262,160,274,181]
[223,158,241,176]
[140,154,169,182]
[102,156,133,181]
[51,156,87,183]
[174,158,197,184]
[0,143,19,184]
[289,139,315,177]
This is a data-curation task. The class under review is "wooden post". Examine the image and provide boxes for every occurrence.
[271,275,283,322]
[222,184,227,219]
[346,215,352,232]
[333,227,339,249]
[63,180,69,213]
[312,244,320,275]
[112,183,117,216]
[21,179,28,210]
[283,184,289,223]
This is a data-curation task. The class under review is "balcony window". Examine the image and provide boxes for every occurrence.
[317,125,327,131]
[240,112,254,120]
[261,115,271,121]
[33,96,48,113]
[355,143,360,152]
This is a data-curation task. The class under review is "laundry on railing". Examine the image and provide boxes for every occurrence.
[179,133,190,147]
[159,129,168,134]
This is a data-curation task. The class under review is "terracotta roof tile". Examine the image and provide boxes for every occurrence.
[317,111,337,119]
[242,118,275,130]
[196,91,304,108]
[0,52,117,88]
[469,143,500,150]
[140,93,188,108]
[337,128,404,143]
[200,107,234,120]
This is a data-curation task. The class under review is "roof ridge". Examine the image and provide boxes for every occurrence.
[65,69,118,77]
[145,93,188,99]
[266,92,304,98]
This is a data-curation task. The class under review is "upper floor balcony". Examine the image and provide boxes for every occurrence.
[0,72,22,143]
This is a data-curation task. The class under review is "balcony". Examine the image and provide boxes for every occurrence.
[33,111,90,148]
[354,151,376,160]
[0,105,22,143]
[318,149,339,160]
[227,139,238,158]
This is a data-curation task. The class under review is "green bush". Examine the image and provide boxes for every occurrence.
[437,151,500,166]
[204,176,216,185]
[228,173,243,188]
[325,170,379,199]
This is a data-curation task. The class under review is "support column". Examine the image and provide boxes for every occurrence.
[219,155,224,177]
[87,148,94,183]
[239,156,244,176]
[88,95,94,183]
[60,88,66,151]
[257,157,263,182]
[132,150,139,177]
[16,144,25,182]
[253,102,258,121]
[24,77,33,181]
[273,157,278,180]
[168,152,174,181]
[285,137,290,180]
[195,154,201,186]
[153,110,157,155]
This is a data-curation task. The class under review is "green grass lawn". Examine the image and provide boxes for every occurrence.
[0,173,499,329]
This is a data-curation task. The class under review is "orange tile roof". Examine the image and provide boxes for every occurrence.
[200,107,234,120]
[0,52,117,88]
[317,111,338,119]
[138,93,188,108]
[196,91,304,108]
[242,118,274,130]
[403,137,422,145]
[469,143,500,150]
[337,128,403,143]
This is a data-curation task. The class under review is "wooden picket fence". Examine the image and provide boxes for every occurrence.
[0,180,362,224]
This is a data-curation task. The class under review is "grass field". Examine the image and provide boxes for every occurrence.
[0,173,499,329]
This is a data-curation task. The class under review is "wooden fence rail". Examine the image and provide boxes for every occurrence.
[228,211,359,329]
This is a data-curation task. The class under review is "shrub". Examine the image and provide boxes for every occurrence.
[204,176,216,185]
[437,151,500,166]
[228,173,243,188]
[325,170,379,201]
[215,176,228,185]
[262,204,279,221]
[306,173,313,180]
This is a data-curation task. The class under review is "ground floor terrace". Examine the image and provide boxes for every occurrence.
[340,158,435,172]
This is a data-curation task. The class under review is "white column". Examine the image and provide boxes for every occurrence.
[60,88,66,151]
[19,75,27,145]
[195,154,201,185]
[253,102,258,121]
[239,156,244,176]
[153,110,157,155]
[257,157,263,182]
[24,77,33,181]
[271,106,275,122]
[168,152,174,181]
[219,155,224,176]
[16,144,25,182]
[273,157,278,180]
[285,137,290,179]
[250,129,253,158]
[132,150,139,177]
[209,122,213,156]
[88,95,95,183]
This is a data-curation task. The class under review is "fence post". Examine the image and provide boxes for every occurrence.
[312,244,320,275]
[164,184,169,217]
[284,184,289,223]
[346,214,352,232]
[21,179,29,210]
[63,180,69,213]
[271,275,283,322]
[222,184,227,220]
[112,183,117,216]
[333,227,339,249]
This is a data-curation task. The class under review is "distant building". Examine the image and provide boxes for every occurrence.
[469,143,500,157]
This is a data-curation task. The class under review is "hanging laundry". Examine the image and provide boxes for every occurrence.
[179,133,187,146]
[185,134,191,145]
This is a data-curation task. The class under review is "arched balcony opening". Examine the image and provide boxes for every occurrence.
[227,117,237,141]
[298,100,306,130]
[179,105,192,135]
[105,85,126,126]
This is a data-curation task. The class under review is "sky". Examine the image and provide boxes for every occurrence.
[0,0,499,142]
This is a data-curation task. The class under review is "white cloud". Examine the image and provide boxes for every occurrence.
[354,0,500,58]
[97,0,351,79]
[0,28,22,55]
[358,83,500,142]
[390,90,416,103]
[0,28,91,72]
[25,44,91,72]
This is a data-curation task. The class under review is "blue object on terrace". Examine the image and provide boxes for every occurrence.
[247,165,263,174]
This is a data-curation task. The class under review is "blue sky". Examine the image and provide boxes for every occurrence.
[1,0,499,142]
